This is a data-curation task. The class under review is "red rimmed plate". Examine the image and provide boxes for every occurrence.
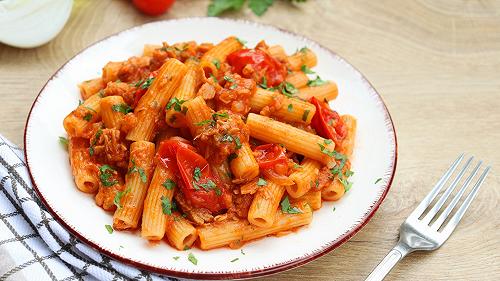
[24,17,397,280]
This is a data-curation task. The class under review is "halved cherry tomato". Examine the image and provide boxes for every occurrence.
[176,147,228,213]
[157,137,196,170]
[253,144,288,175]
[132,70,158,107]
[132,0,175,16]
[310,97,347,147]
[227,49,287,87]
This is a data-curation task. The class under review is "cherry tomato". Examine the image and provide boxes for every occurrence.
[227,49,287,87]
[310,97,347,147]
[132,0,175,16]
[133,70,158,107]
[176,147,228,213]
[157,138,196,170]
[253,144,288,175]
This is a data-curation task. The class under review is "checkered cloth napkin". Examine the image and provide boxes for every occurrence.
[0,134,176,281]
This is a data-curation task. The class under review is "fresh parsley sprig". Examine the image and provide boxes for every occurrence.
[208,0,307,17]
[128,159,147,183]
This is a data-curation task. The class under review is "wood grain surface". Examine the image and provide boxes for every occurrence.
[1,1,499,280]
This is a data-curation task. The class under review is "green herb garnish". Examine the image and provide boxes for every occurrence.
[166,97,186,112]
[280,196,302,214]
[161,196,173,215]
[375,178,382,184]
[105,224,113,234]
[287,104,293,112]
[188,253,198,265]
[301,64,315,74]
[114,186,131,209]
[59,136,69,149]
[162,179,176,190]
[99,165,118,187]
[213,59,221,70]
[302,109,310,121]
[128,159,147,183]
[307,76,327,87]
[257,178,267,186]
[112,104,133,114]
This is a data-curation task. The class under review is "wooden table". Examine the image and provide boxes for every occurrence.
[1,1,499,280]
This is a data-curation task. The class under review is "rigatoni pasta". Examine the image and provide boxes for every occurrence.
[62,36,356,251]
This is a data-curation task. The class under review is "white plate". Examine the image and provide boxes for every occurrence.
[24,18,397,280]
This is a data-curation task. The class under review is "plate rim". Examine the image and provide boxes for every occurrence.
[23,17,398,280]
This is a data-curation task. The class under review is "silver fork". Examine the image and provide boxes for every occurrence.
[365,154,491,281]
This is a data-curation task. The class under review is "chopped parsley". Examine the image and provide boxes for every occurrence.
[212,59,221,70]
[229,84,238,90]
[128,159,147,183]
[162,179,176,190]
[301,64,315,74]
[302,109,310,121]
[161,196,173,215]
[375,178,382,184]
[84,106,97,113]
[287,104,293,112]
[193,167,202,182]
[307,76,327,87]
[195,112,229,127]
[293,163,302,169]
[78,100,83,106]
[230,258,239,263]
[234,136,242,149]
[105,224,113,234]
[173,256,180,261]
[257,178,267,186]
[220,134,234,143]
[333,207,336,212]
[236,37,247,46]
[59,136,69,149]
[324,139,333,144]
[88,129,102,156]
[282,81,298,98]
[210,73,218,83]
[299,47,309,54]
[114,186,131,209]
[166,97,186,112]
[259,76,268,89]
[224,75,235,83]
[188,253,198,265]
[83,113,93,122]
[280,196,302,214]
[228,153,238,161]
[241,249,245,255]
[99,165,118,187]
[139,77,155,89]
[112,104,133,114]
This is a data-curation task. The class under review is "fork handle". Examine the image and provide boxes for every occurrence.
[365,242,412,281]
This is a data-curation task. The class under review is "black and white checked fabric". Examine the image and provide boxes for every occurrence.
[0,134,177,281]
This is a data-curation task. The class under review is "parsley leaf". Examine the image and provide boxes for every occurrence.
[230,257,240,262]
[280,196,302,214]
[112,104,133,114]
[257,178,267,186]
[161,196,173,215]
[83,113,92,122]
[162,179,176,190]
[234,136,242,149]
[173,256,180,261]
[114,186,131,209]
[59,136,69,149]
[282,81,298,97]
[140,77,155,89]
[213,59,221,70]
[220,134,234,143]
[193,167,201,182]
[259,76,268,89]
[89,129,102,156]
[207,0,245,16]
[301,64,315,74]
[287,104,293,112]
[375,178,382,184]
[302,109,310,121]
[293,163,302,169]
[128,159,147,183]
[166,97,186,112]
[188,252,198,265]
[228,153,238,161]
[236,37,247,46]
[248,0,274,16]
[224,75,235,83]
[307,76,327,87]
[195,119,212,126]
[99,165,118,187]
[105,224,113,234]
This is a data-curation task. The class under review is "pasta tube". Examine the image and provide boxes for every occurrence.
[200,36,243,77]
[339,115,357,157]
[285,71,309,88]
[68,137,99,193]
[198,203,312,250]
[287,158,321,198]
[246,113,336,165]
[165,212,198,250]
[79,78,105,100]
[100,96,128,129]
[321,178,345,201]
[287,47,317,71]
[63,93,102,138]
[297,83,338,101]
[141,162,176,240]
[249,88,316,124]
[127,59,187,142]
[248,180,286,227]
[267,45,287,61]
[113,141,155,230]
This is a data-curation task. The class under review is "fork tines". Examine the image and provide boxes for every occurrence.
[411,154,490,236]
